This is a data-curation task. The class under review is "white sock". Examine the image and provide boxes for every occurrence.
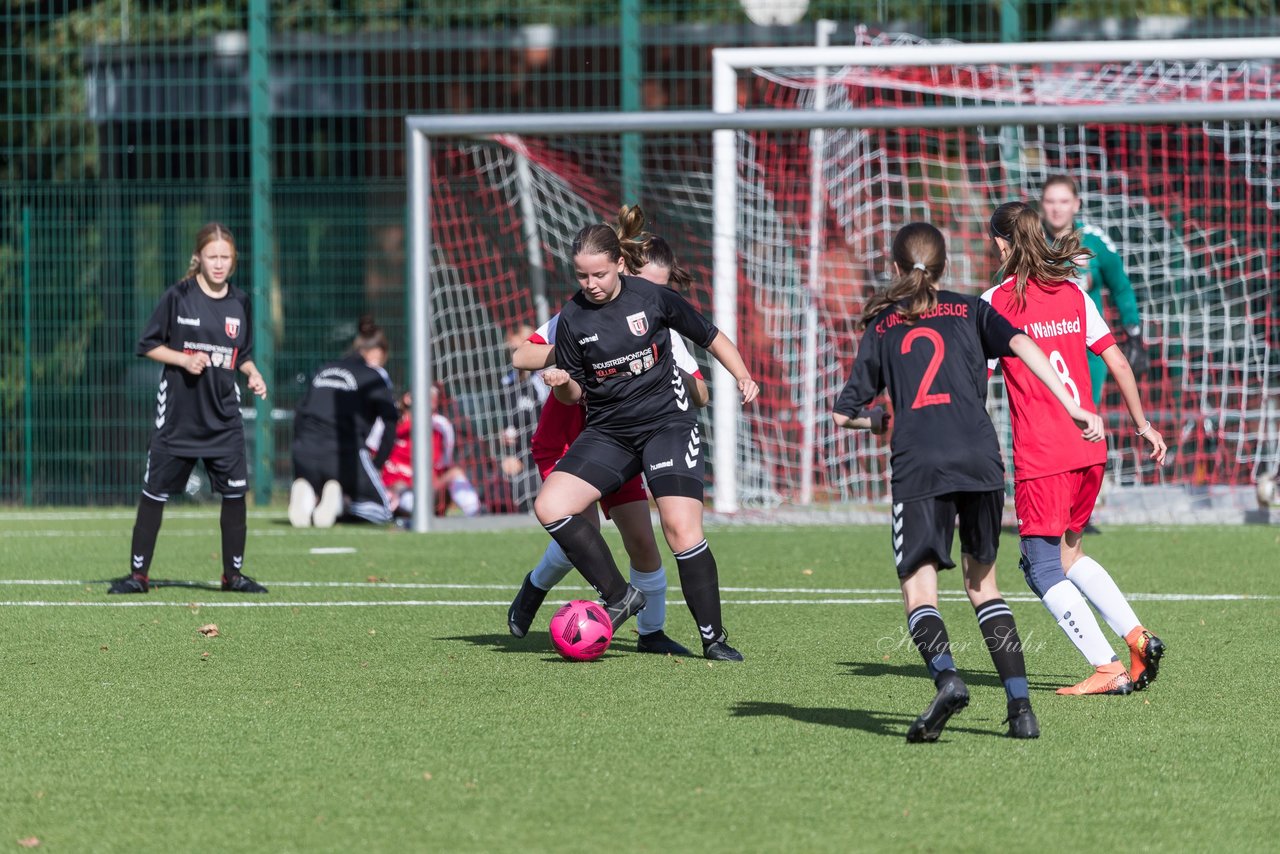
[1067,556,1141,639]
[631,565,668,635]
[448,478,481,516]
[530,539,573,590]
[1041,580,1117,667]
[398,491,414,515]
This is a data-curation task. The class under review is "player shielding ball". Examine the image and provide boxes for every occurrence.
[507,207,705,656]
[534,223,758,662]
[984,201,1168,695]
[833,222,1104,741]
[110,223,269,595]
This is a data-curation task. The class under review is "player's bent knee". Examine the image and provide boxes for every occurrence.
[1019,535,1065,598]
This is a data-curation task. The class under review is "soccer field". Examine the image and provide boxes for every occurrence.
[1,511,1276,852]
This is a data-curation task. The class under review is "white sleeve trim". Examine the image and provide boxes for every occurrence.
[1078,283,1111,347]
[670,333,699,374]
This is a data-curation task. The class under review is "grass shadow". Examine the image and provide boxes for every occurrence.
[839,660,1070,691]
[730,700,1002,740]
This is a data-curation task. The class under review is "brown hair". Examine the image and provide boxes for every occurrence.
[571,222,644,273]
[186,222,237,279]
[1041,174,1080,198]
[858,222,947,329]
[614,204,693,292]
[353,315,388,354]
[989,201,1090,306]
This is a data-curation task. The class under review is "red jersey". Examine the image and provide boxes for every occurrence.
[982,276,1115,480]
[379,412,457,490]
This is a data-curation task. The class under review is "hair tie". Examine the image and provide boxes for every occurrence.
[912,262,927,272]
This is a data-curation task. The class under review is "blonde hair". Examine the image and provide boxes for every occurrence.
[990,201,1090,307]
[859,223,947,329]
[186,222,237,279]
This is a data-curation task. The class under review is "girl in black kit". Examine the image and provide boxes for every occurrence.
[535,224,759,661]
[831,223,1103,741]
[288,317,399,528]
[110,223,269,594]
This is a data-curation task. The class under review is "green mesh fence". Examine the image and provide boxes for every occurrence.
[2,0,1277,504]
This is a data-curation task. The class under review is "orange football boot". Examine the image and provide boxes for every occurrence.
[1125,627,1166,690]
[1056,660,1133,695]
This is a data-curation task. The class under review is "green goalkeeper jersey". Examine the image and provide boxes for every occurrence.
[1070,219,1141,334]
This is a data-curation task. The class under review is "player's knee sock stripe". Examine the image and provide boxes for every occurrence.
[974,597,1029,701]
[220,495,247,578]
[141,490,169,503]
[631,565,668,634]
[675,543,722,643]
[907,605,955,683]
[673,539,709,560]
[1066,556,1141,639]
[543,514,626,601]
[129,492,166,577]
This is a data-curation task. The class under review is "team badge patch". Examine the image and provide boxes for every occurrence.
[225,317,241,339]
[626,311,648,336]
[629,359,644,375]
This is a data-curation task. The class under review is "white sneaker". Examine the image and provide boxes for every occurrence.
[287,478,316,528]
[312,480,344,529]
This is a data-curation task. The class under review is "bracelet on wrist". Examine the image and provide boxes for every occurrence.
[1136,421,1152,437]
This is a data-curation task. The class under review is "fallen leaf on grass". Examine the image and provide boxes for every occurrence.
[99,646,109,652]
[17,838,40,848]
[422,772,433,781]
[197,624,220,637]
[200,652,211,660]
[802,569,813,576]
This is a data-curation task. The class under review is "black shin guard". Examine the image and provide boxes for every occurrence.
[542,515,626,602]
[220,495,248,579]
[129,493,166,577]
[674,540,723,645]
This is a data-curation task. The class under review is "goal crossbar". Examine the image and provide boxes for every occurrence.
[405,37,1279,529]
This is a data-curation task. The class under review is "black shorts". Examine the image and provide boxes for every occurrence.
[891,490,1003,580]
[554,420,705,501]
[144,445,248,497]
[293,445,389,511]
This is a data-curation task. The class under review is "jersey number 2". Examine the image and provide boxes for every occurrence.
[901,327,951,409]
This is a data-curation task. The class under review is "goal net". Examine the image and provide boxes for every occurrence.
[412,33,1278,524]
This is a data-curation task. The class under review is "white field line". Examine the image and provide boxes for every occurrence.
[0,579,1274,602]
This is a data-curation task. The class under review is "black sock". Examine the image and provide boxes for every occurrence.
[542,515,626,602]
[674,540,724,646]
[907,605,956,685]
[129,493,166,577]
[974,598,1029,701]
[221,495,247,579]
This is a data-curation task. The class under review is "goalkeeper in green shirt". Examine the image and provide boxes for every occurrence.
[1040,175,1150,405]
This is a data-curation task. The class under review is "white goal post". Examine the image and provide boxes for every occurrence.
[405,36,1280,532]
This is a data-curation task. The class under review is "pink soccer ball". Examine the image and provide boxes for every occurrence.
[548,600,613,662]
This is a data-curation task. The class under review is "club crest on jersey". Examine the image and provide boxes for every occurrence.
[626,311,648,337]
[629,359,644,375]
[225,317,241,339]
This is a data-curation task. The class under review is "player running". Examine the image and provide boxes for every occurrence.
[833,222,1104,741]
[984,201,1168,695]
[508,207,708,656]
[534,222,758,662]
[110,223,269,595]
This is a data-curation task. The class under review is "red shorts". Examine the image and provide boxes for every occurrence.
[534,450,647,518]
[1014,464,1104,537]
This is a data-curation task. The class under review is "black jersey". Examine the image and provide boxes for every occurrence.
[292,355,398,468]
[833,291,1020,502]
[554,275,718,431]
[137,278,254,457]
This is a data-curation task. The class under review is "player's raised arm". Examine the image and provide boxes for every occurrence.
[1008,334,1104,441]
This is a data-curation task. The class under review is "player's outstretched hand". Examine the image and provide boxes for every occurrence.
[542,368,571,388]
[1141,425,1168,466]
[184,351,209,376]
[1070,408,1105,442]
[738,377,759,405]
[246,371,268,399]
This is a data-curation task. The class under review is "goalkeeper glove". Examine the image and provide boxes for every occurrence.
[1121,325,1150,377]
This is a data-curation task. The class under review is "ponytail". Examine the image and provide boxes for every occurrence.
[990,201,1091,307]
[859,223,947,329]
